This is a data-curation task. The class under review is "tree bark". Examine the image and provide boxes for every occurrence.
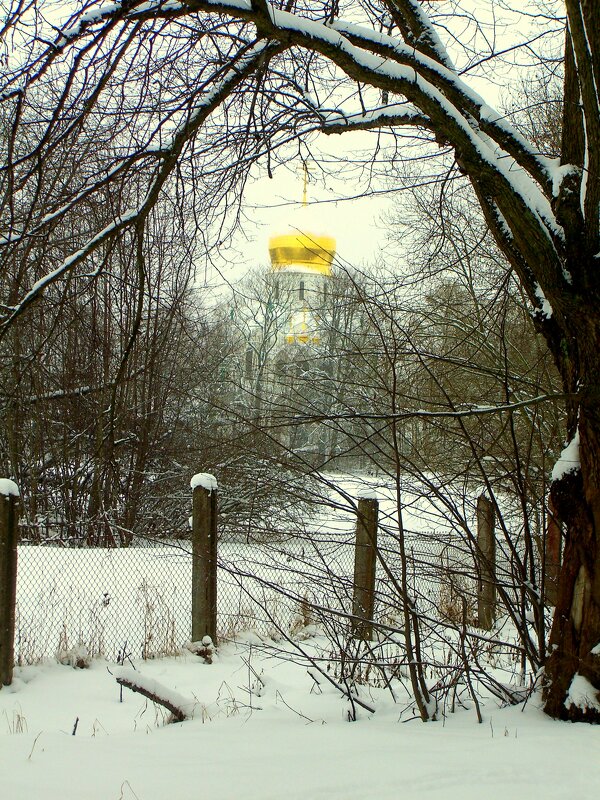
[543,335,600,721]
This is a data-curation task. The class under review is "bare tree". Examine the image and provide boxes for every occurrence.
[1,0,599,719]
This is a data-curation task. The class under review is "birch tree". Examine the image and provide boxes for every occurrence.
[1,0,599,720]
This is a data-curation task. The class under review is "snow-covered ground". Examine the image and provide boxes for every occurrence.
[1,635,599,800]
[5,473,595,799]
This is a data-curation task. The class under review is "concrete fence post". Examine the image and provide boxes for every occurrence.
[352,493,379,640]
[0,480,19,686]
[476,494,496,630]
[191,473,218,645]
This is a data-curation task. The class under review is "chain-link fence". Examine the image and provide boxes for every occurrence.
[216,526,473,638]
[15,535,474,665]
[15,539,193,664]
[13,488,481,665]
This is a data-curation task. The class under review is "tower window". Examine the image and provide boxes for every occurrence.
[299,280,305,300]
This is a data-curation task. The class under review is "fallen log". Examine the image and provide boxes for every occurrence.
[115,667,198,722]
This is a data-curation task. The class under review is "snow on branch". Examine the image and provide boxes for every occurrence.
[291,393,571,424]
[19,380,135,405]
[391,0,456,72]
[0,39,274,339]
[57,0,187,47]
[0,150,165,248]
[0,208,140,337]
[322,104,432,134]
[115,667,199,722]
[48,0,559,204]
[190,0,563,255]
[326,18,556,195]
[9,0,574,323]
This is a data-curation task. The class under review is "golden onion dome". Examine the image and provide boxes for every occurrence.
[269,207,336,276]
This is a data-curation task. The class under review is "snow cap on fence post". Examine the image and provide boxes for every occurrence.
[190,473,218,494]
[0,479,19,497]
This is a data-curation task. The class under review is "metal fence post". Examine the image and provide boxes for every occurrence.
[476,494,496,630]
[191,474,218,645]
[0,480,19,686]
[352,495,379,640]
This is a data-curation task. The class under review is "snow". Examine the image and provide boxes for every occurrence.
[80,3,120,24]
[58,644,92,669]
[199,0,251,10]
[323,103,427,129]
[0,478,19,496]
[405,0,455,72]
[190,472,218,492]
[534,283,553,320]
[549,163,579,199]
[130,0,184,14]
[551,432,580,482]
[592,643,600,656]
[114,666,202,719]
[1,641,599,800]
[59,1,186,42]
[4,471,600,798]
[565,673,600,714]
[356,486,379,500]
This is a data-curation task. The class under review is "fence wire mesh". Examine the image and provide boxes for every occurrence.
[15,539,193,664]
[216,526,471,639]
[15,515,475,665]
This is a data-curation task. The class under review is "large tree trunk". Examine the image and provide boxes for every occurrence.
[543,340,600,721]
[535,3,600,718]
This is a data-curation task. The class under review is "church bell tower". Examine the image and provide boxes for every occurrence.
[268,205,336,345]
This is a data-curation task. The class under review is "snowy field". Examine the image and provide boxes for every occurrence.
[1,636,599,800]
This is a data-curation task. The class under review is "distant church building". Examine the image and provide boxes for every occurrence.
[232,189,417,473]
[234,203,337,463]
[268,205,336,347]
[235,195,390,470]
[233,194,411,472]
